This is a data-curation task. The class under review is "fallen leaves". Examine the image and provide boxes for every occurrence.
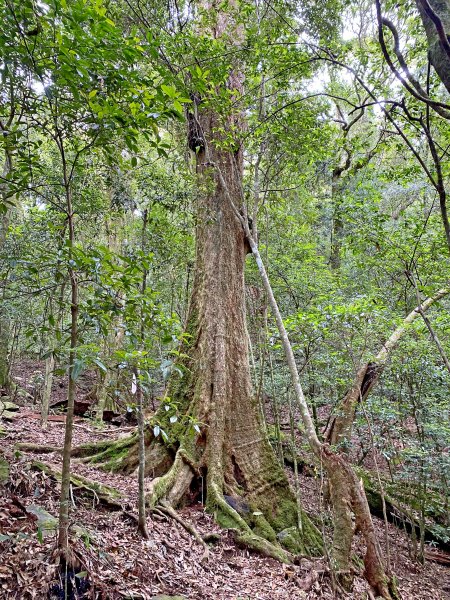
[1,409,450,599]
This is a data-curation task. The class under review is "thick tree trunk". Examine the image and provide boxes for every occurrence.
[155,2,321,559]
[416,0,450,93]
[91,141,322,555]
[83,2,322,560]
[140,102,321,557]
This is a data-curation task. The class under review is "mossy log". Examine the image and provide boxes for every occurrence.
[357,468,450,551]
[0,454,9,485]
[0,399,19,421]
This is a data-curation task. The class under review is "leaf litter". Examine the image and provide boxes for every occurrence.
[1,408,449,599]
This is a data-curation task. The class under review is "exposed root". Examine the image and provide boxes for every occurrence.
[207,481,293,563]
[157,499,210,561]
[145,450,193,508]
[68,435,321,563]
[32,460,148,535]
[15,437,142,477]
[72,434,137,472]
[31,461,123,508]
[15,443,62,454]
[142,444,299,563]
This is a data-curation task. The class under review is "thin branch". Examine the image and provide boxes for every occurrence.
[375,0,450,118]
[407,271,450,377]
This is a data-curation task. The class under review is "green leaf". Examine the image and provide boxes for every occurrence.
[75,571,88,578]
[93,357,107,372]
[71,359,84,381]
[161,84,177,99]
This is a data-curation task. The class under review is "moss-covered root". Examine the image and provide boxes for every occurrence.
[253,489,323,557]
[15,443,62,454]
[31,461,123,507]
[72,434,137,472]
[146,451,193,508]
[207,481,293,563]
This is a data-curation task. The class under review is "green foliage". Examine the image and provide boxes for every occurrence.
[1,0,450,555]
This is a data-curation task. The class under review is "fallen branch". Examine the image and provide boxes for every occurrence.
[424,549,450,565]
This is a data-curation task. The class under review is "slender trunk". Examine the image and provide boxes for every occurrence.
[410,274,450,376]
[96,215,124,422]
[0,314,11,392]
[244,228,320,452]
[57,181,78,561]
[134,366,149,538]
[238,215,396,597]
[330,171,344,270]
[41,282,65,428]
[136,209,149,538]
[0,150,13,391]
[416,0,450,93]
[95,367,108,422]
[41,353,55,430]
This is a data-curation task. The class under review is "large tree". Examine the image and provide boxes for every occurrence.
[84,0,322,559]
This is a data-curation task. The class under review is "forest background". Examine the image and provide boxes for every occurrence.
[1,0,450,598]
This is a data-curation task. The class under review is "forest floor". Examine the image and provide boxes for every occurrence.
[0,362,449,599]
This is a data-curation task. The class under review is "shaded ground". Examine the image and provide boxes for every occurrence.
[0,364,449,599]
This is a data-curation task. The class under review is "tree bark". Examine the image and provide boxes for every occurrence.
[242,225,397,598]
[41,353,55,430]
[0,150,13,392]
[85,0,322,560]
[416,0,450,93]
[134,367,149,539]
[57,171,79,567]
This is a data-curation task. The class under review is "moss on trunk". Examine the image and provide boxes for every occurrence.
[75,1,324,562]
